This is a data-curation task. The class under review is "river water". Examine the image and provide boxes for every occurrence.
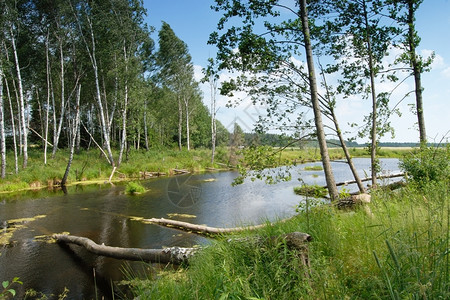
[0,158,401,299]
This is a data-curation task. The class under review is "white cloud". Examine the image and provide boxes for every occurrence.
[442,66,450,78]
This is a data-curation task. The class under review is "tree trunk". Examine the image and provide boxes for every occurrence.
[54,234,196,264]
[118,44,128,166]
[61,84,81,186]
[210,75,217,164]
[407,1,426,144]
[76,8,115,167]
[144,101,149,150]
[4,78,18,174]
[178,96,182,150]
[52,40,66,159]
[185,96,190,151]
[362,0,378,187]
[328,109,365,193]
[9,25,28,169]
[0,65,6,178]
[299,0,338,200]
[44,32,50,165]
[319,60,365,193]
[53,231,311,264]
[145,217,269,235]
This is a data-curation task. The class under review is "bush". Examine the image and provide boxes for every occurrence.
[400,145,449,187]
[293,184,328,198]
[125,182,146,195]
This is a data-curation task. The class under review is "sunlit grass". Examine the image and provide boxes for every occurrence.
[130,180,449,299]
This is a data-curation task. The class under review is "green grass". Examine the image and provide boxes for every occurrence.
[304,165,323,171]
[0,147,226,193]
[125,181,146,195]
[130,180,449,299]
[293,184,328,198]
[0,146,413,194]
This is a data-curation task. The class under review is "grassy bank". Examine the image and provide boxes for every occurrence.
[128,146,449,299]
[0,147,230,193]
[0,146,411,193]
[129,181,449,299]
[279,146,412,163]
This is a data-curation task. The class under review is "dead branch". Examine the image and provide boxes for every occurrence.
[144,218,269,235]
[53,234,196,264]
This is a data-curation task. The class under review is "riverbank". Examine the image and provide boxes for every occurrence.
[127,145,449,299]
[130,179,449,299]
[0,147,412,194]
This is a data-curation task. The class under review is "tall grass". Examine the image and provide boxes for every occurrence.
[130,180,449,299]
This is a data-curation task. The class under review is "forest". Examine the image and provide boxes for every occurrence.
[0,0,439,195]
[0,0,439,193]
[0,0,233,184]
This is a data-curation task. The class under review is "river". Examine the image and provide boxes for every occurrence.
[0,158,401,299]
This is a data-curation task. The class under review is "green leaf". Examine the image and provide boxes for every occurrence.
[8,289,16,296]
[2,281,9,289]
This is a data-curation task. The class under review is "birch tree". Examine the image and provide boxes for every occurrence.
[0,64,5,178]
[210,0,339,199]
[202,58,219,164]
[157,22,196,151]
[389,0,431,144]
[72,1,115,166]
[313,0,400,186]
[5,2,28,169]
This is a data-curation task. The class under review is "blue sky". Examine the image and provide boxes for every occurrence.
[143,0,450,143]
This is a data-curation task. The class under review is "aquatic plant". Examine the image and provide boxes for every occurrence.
[1,277,22,298]
[293,184,328,198]
[125,182,146,195]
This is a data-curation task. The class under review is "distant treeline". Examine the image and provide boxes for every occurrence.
[243,134,446,148]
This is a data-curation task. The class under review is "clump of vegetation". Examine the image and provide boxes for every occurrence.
[304,165,323,171]
[400,145,449,188]
[294,184,328,198]
[125,182,146,195]
[1,277,22,299]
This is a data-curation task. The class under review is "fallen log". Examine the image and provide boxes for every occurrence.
[173,169,190,174]
[53,234,196,264]
[139,171,166,179]
[331,172,405,188]
[144,218,268,235]
[53,232,312,266]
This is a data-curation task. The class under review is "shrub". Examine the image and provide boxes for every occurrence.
[125,182,146,195]
[400,145,449,187]
[294,184,328,198]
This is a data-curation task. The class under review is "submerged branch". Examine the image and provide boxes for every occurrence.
[329,172,405,189]
[144,218,269,235]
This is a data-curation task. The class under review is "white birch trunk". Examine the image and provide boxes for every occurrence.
[300,0,338,200]
[144,101,149,150]
[61,84,81,186]
[9,25,28,169]
[44,33,50,165]
[73,4,115,166]
[118,45,128,166]
[178,96,182,150]
[52,40,66,159]
[88,18,115,167]
[210,76,217,164]
[362,0,378,187]
[4,77,18,174]
[0,66,6,178]
[184,96,190,151]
